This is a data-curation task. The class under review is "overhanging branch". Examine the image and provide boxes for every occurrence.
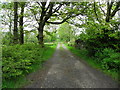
[47,17,70,24]
[93,2,100,22]
[111,1,120,18]
[46,3,91,24]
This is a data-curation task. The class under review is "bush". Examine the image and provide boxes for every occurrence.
[102,48,120,71]
[2,43,56,80]
[95,48,120,71]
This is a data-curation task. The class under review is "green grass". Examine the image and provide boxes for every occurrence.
[2,43,57,88]
[65,44,119,83]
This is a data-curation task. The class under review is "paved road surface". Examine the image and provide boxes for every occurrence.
[25,43,119,88]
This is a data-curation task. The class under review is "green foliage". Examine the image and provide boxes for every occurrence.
[78,20,120,55]
[1,2,13,9]
[24,31,38,44]
[2,43,56,88]
[44,30,57,43]
[75,2,120,56]
[58,22,74,42]
[2,32,13,45]
[95,48,120,71]
[2,44,40,79]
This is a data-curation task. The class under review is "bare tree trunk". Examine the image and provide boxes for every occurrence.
[13,2,19,44]
[19,3,25,44]
[37,25,44,47]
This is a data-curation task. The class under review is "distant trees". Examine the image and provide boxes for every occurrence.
[58,22,74,42]
[1,2,26,45]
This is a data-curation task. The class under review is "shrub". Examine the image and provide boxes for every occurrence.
[102,48,120,71]
[2,43,55,79]
[95,48,120,71]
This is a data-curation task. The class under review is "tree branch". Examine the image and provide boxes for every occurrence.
[45,3,50,12]
[36,1,42,7]
[100,6,106,16]
[46,13,83,24]
[93,2,100,22]
[27,6,39,23]
[52,3,63,14]
[39,2,46,25]
[46,3,90,24]
[33,24,38,29]
[106,2,114,22]
[111,1,120,18]
[44,3,54,23]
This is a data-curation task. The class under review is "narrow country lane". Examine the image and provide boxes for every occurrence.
[25,43,119,88]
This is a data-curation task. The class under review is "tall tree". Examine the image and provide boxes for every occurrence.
[29,2,90,47]
[13,2,19,44]
[19,2,25,44]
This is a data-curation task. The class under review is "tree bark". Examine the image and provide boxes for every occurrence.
[106,2,114,22]
[13,2,19,44]
[19,3,25,44]
[36,2,46,47]
[37,25,44,47]
[105,2,120,22]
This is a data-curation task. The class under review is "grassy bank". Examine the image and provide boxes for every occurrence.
[65,44,119,83]
[2,43,57,88]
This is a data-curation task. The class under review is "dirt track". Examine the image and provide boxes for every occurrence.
[24,43,119,88]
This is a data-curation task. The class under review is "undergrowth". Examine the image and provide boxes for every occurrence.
[2,43,56,88]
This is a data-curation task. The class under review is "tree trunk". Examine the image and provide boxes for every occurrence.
[9,14,12,33]
[105,2,114,22]
[19,3,25,44]
[13,2,19,44]
[37,26,44,47]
